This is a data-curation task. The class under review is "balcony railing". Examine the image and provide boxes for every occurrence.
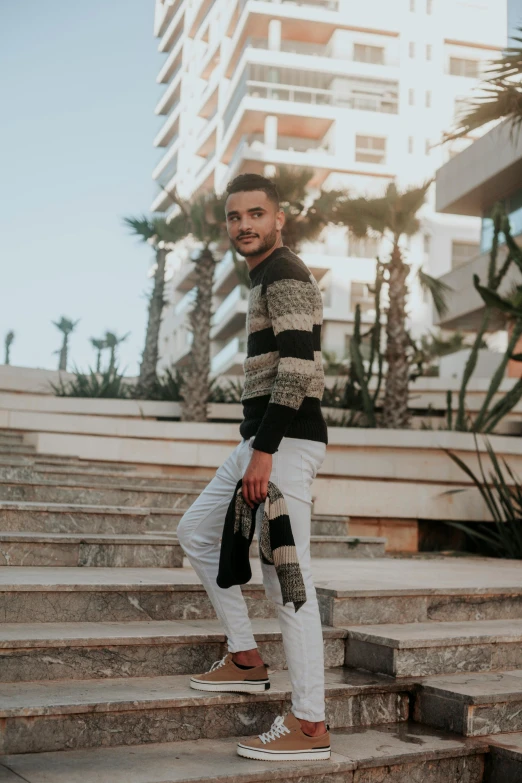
[213,285,249,326]
[156,152,178,188]
[211,336,248,375]
[223,72,398,132]
[240,0,338,11]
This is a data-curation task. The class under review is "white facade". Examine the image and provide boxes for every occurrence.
[152,0,507,374]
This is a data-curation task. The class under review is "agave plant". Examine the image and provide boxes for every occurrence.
[51,366,130,399]
[4,331,14,365]
[446,435,522,559]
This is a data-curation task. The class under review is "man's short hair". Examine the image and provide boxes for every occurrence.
[225,173,280,209]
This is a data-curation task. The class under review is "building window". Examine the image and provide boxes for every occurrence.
[424,234,431,253]
[409,88,415,105]
[408,136,414,153]
[426,44,432,60]
[349,234,380,258]
[350,282,375,315]
[449,57,480,78]
[409,42,415,58]
[353,43,385,65]
[426,90,431,107]
[355,135,386,164]
[452,241,480,268]
[427,0,432,13]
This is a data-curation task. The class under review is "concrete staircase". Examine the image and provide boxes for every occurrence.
[0,429,521,781]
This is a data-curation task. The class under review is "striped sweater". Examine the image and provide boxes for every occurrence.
[239,245,328,454]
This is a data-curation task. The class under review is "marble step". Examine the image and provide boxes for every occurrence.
[0,618,345,682]
[486,732,522,782]
[0,444,35,456]
[0,722,488,782]
[23,463,210,488]
[0,477,200,508]
[0,668,410,754]
[0,501,182,533]
[0,531,183,568]
[415,670,522,737]
[345,619,522,678]
[317,558,522,626]
[251,535,386,559]
[311,514,350,536]
[0,567,278,624]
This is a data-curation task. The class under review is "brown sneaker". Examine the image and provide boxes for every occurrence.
[237,713,331,761]
[190,653,270,693]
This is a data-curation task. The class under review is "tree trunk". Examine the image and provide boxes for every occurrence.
[382,243,411,429]
[58,336,68,371]
[180,247,215,422]
[138,246,167,398]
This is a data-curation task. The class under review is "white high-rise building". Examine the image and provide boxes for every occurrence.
[152,0,507,376]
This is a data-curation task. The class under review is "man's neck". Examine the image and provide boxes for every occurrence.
[245,239,284,273]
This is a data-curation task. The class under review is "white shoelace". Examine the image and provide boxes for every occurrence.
[259,716,291,745]
[209,655,228,672]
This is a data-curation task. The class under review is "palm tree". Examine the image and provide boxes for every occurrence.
[104,331,129,373]
[4,331,14,365]
[447,30,522,139]
[90,337,107,373]
[336,181,450,428]
[124,215,186,398]
[53,317,79,371]
[272,166,346,251]
[163,190,228,422]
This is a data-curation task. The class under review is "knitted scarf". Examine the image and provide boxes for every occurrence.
[216,479,306,612]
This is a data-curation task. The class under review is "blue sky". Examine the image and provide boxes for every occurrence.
[510,0,522,41]
[0,1,162,374]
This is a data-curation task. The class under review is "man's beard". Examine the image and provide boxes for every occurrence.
[233,226,278,257]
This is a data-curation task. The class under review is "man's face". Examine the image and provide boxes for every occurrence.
[225,190,284,257]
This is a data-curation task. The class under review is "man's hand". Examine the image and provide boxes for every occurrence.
[242,449,272,508]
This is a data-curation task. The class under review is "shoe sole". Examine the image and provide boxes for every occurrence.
[237,744,331,761]
[190,678,270,693]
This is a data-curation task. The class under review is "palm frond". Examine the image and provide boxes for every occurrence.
[418,269,452,317]
[124,215,156,242]
[447,82,522,141]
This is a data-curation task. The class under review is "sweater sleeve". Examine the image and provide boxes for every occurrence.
[252,262,316,454]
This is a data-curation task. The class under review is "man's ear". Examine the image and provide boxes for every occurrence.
[276,209,285,231]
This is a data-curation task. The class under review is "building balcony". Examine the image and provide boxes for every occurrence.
[213,253,242,296]
[172,261,199,293]
[211,285,249,341]
[434,249,520,332]
[154,103,181,147]
[188,0,214,37]
[155,67,182,115]
[211,336,248,376]
[157,32,184,84]
[158,2,185,52]
[153,136,180,181]
[174,287,197,316]
[154,0,185,38]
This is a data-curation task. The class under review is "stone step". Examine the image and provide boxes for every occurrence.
[33,464,210,487]
[311,514,350,536]
[415,670,522,737]
[486,732,522,782]
[0,501,182,533]
[0,567,277,623]
[0,444,35,456]
[0,477,200,507]
[0,532,183,568]
[345,619,522,678]
[317,557,522,626]
[0,618,345,682]
[251,535,386,559]
[0,722,488,781]
[0,668,410,754]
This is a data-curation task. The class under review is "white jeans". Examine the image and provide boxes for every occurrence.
[177,435,327,722]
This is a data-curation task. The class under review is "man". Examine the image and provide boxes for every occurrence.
[177,173,330,762]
